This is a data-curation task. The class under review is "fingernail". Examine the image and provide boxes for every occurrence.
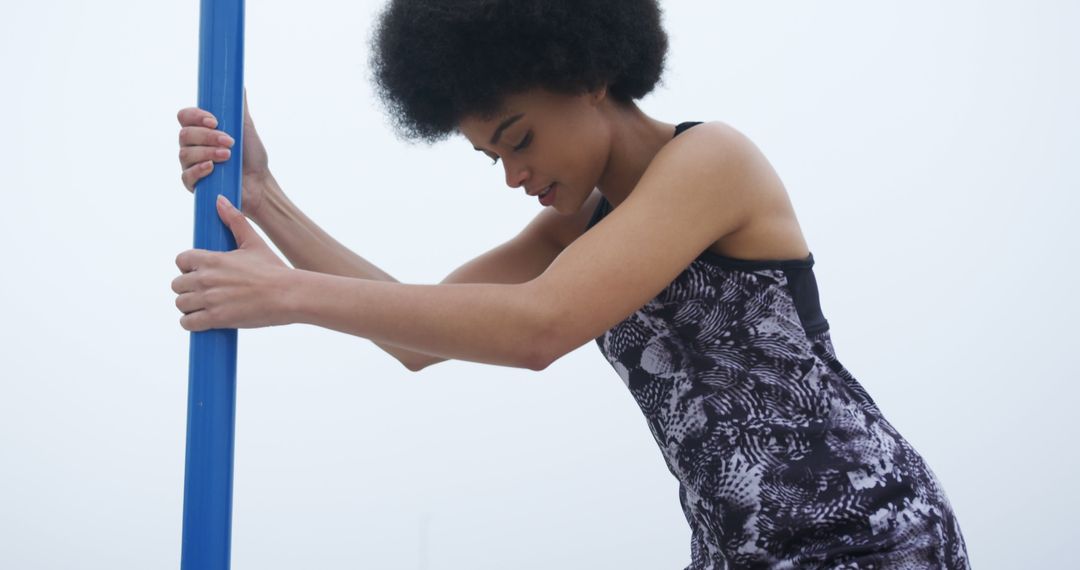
[218,135,234,147]
[216,148,231,159]
[203,116,217,127]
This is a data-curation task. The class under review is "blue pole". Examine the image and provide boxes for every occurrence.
[181,1,244,569]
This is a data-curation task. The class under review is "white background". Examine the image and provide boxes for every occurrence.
[1,1,1076,568]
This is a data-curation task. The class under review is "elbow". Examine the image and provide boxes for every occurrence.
[400,356,425,373]
[525,310,564,372]
[519,333,551,371]
[524,353,552,372]
[525,349,553,372]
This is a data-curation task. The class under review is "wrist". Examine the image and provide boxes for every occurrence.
[279,267,313,326]
[248,172,283,225]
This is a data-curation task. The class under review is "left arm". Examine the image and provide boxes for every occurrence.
[287,273,547,370]
[174,198,547,370]
[173,122,755,371]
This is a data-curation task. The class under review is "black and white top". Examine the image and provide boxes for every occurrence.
[585,122,971,569]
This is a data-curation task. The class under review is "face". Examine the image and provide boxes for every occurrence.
[457,87,612,213]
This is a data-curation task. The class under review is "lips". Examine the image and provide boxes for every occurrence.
[538,183,556,206]
[528,183,554,197]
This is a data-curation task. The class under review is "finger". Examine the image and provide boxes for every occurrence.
[243,89,254,126]
[179,310,210,332]
[180,161,215,192]
[179,125,235,148]
[179,145,232,170]
[171,272,194,294]
[175,292,204,314]
[217,195,259,248]
[177,107,219,128]
[175,249,211,273]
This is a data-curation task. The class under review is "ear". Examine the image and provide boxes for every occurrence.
[589,84,609,106]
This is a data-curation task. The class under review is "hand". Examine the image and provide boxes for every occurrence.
[172,195,294,332]
[177,88,273,221]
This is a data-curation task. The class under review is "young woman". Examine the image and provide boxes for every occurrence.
[172,1,971,567]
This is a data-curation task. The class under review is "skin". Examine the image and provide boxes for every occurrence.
[458,86,678,212]
[171,85,792,370]
[458,86,811,262]
[177,88,273,221]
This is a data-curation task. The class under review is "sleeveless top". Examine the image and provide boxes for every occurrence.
[584,122,971,569]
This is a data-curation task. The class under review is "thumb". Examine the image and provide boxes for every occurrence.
[216,195,259,248]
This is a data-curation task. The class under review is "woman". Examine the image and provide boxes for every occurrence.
[172,1,971,567]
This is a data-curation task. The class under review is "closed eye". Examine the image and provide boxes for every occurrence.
[478,131,532,166]
[513,132,532,152]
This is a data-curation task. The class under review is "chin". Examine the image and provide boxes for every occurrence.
[551,187,569,213]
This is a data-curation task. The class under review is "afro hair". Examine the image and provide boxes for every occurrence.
[369,0,668,143]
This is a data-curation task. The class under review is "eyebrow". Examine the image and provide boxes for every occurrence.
[472,113,525,151]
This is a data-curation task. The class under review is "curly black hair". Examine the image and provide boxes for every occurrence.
[369,0,668,143]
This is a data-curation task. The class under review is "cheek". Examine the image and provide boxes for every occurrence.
[546,123,607,189]
[557,148,597,188]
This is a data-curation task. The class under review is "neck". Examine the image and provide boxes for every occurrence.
[595,100,676,209]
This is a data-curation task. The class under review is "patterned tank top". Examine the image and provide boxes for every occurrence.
[584,121,970,569]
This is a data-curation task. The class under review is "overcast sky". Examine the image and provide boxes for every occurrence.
[1,1,1076,569]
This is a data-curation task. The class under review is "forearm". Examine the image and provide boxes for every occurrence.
[287,271,550,370]
[251,175,444,370]
[252,175,397,281]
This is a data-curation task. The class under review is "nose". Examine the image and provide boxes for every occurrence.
[503,159,530,189]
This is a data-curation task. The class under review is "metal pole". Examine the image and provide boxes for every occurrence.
[181,1,244,568]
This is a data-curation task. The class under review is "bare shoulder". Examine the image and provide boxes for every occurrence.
[530,120,806,260]
[663,120,763,165]
[534,123,754,251]
[670,120,811,260]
